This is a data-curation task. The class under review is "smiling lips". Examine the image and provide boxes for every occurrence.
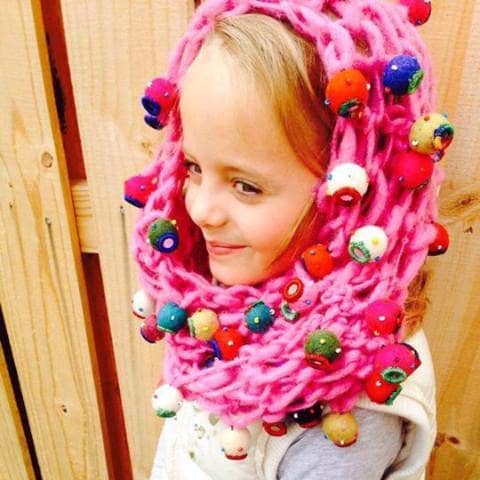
[206,241,245,256]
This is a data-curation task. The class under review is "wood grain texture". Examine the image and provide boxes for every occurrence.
[60,1,194,478]
[0,0,108,478]
[419,1,480,479]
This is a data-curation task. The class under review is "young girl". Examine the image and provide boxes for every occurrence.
[126,1,452,478]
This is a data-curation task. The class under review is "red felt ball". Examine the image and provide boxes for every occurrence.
[301,244,335,280]
[364,299,404,336]
[428,223,449,256]
[212,327,246,361]
[325,69,370,119]
[390,151,434,189]
[263,421,288,436]
[282,278,304,302]
[401,0,432,26]
[140,315,165,343]
[365,369,402,404]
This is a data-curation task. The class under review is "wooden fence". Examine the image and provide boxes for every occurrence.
[0,0,478,478]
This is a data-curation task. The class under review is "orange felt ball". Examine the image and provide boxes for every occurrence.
[301,244,335,280]
[325,69,370,118]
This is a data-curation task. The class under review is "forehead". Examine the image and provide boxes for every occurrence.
[178,42,303,180]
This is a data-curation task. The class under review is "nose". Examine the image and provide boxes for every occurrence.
[186,180,228,229]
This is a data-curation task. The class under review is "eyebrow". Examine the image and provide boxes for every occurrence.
[183,149,276,188]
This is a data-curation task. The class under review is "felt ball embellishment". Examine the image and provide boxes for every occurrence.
[383,55,424,96]
[140,315,165,343]
[326,163,369,206]
[301,244,335,280]
[124,173,158,208]
[151,384,183,418]
[188,308,220,341]
[374,343,421,383]
[304,330,342,372]
[262,421,288,437]
[290,402,325,428]
[282,278,304,302]
[280,301,299,322]
[325,68,370,119]
[428,223,450,256]
[322,412,359,447]
[131,289,155,319]
[390,151,434,189]
[147,218,179,253]
[409,113,454,155]
[219,427,252,461]
[210,327,246,361]
[141,77,177,130]
[364,299,404,336]
[348,225,388,264]
[156,302,188,334]
[245,301,275,333]
[365,369,403,405]
[400,0,432,26]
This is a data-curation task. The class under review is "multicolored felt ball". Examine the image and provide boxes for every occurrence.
[210,327,246,361]
[428,223,450,256]
[390,150,434,189]
[140,315,165,343]
[348,225,389,263]
[304,330,342,371]
[280,301,299,322]
[188,308,220,341]
[156,302,188,333]
[245,301,275,333]
[262,421,288,437]
[218,427,252,460]
[365,369,403,405]
[131,289,155,319]
[374,343,421,383]
[326,163,369,206]
[290,402,325,428]
[141,77,177,130]
[124,173,158,208]
[322,412,359,447]
[147,218,179,253]
[409,113,454,154]
[301,244,335,280]
[383,55,424,96]
[151,384,183,418]
[364,299,404,336]
[400,0,432,26]
[325,68,370,119]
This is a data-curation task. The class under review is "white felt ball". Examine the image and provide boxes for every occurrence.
[348,225,388,264]
[326,163,369,206]
[151,384,183,418]
[219,427,252,460]
[132,289,155,319]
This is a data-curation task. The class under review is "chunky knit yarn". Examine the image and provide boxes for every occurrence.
[130,0,444,429]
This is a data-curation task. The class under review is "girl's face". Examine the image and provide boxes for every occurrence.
[180,44,321,286]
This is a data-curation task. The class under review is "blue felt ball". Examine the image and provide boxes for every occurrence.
[157,302,188,333]
[245,301,274,333]
[383,55,424,96]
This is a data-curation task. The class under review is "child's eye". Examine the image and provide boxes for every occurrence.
[234,180,262,196]
[183,160,201,175]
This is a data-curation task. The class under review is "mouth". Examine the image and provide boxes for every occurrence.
[206,241,246,256]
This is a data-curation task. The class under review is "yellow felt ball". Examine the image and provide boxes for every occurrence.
[322,412,359,447]
[409,113,454,155]
[188,309,220,341]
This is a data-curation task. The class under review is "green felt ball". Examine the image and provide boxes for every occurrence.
[304,330,342,361]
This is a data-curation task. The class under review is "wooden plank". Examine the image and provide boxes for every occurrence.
[60,1,194,477]
[419,1,480,479]
[0,0,109,478]
[0,341,35,480]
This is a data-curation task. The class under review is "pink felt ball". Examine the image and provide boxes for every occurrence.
[374,343,421,382]
[364,299,404,336]
[140,315,165,343]
[390,151,434,189]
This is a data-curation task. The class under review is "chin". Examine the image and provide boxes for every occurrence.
[209,262,265,287]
